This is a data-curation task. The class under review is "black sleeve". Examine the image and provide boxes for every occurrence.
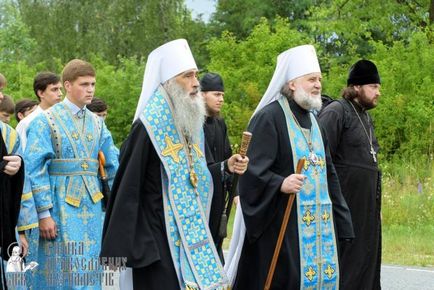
[239,109,285,243]
[0,139,24,260]
[101,121,160,268]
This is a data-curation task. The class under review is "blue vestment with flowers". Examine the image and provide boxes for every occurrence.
[25,102,119,289]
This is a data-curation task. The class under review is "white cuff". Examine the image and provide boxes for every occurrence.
[38,210,51,220]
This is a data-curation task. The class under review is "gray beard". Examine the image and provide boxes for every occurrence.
[163,78,205,144]
[293,87,322,111]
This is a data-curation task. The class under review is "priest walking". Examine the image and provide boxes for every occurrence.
[233,45,354,289]
[319,59,382,290]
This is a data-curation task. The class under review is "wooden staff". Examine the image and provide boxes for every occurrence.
[264,158,306,290]
[217,131,252,249]
[98,151,111,210]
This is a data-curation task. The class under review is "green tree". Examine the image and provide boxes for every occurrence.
[0,0,36,64]
[15,0,207,66]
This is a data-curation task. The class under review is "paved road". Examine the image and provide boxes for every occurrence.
[102,265,434,289]
[381,265,434,290]
[103,265,434,290]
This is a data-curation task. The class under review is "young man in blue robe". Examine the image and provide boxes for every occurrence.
[24,59,119,289]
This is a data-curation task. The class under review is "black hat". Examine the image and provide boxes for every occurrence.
[347,60,381,86]
[200,73,224,92]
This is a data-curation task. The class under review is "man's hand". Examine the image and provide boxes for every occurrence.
[280,174,305,194]
[3,155,21,176]
[227,154,249,175]
[39,217,58,240]
[19,233,29,257]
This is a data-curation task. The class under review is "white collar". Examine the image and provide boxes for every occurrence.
[63,97,86,115]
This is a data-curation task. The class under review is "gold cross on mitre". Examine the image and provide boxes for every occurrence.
[72,132,79,140]
[324,264,335,279]
[302,210,315,226]
[161,135,183,163]
[305,266,316,281]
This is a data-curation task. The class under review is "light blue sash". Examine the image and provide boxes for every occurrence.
[140,86,229,290]
[279,96,339,290]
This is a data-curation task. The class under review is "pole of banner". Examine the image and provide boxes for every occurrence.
[264,158,305,290]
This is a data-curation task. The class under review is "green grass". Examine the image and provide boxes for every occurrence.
[382,224,434,266]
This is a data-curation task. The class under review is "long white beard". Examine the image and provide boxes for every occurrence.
[163,79,205,144]
[293,87,322,111]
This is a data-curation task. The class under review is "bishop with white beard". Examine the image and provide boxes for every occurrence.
[101,39,231,290]
[230,45,354,290]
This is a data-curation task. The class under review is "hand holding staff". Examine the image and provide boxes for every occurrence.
[264,158,306,290]
[217,132,252,248]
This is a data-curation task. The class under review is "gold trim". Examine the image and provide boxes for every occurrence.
[21,192,33,201]
[17,223,39,231]
[8,128,18,154]
[91,192,104,203]
[66,196,81,207]
[33,186,50,194]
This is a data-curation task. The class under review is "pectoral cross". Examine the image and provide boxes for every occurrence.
[370,146,377,163]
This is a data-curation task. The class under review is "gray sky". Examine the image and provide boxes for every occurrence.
[185,0,216,22]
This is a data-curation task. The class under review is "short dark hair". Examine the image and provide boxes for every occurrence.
[33,72,60,101]
[87,97,108,113]
[15,99,38,122]
[0,95,15,114]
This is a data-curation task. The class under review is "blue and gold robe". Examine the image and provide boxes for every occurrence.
[101,86,229,290]
[25,101,119,289]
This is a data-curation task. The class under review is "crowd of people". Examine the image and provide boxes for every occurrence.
[0,39,382,290]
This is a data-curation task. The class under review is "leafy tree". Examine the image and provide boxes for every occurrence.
[15,0,208,66]
[0,0,37,64]
[210,0,322,38]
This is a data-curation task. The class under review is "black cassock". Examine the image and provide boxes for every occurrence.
[234,100,354,290]
[100,120,224,289]
[319,99,381,290]
[203,116,232,263]
[0,134,24,289]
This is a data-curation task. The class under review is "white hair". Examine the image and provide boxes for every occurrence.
[293,86,322,111]
[163,78,205,144]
